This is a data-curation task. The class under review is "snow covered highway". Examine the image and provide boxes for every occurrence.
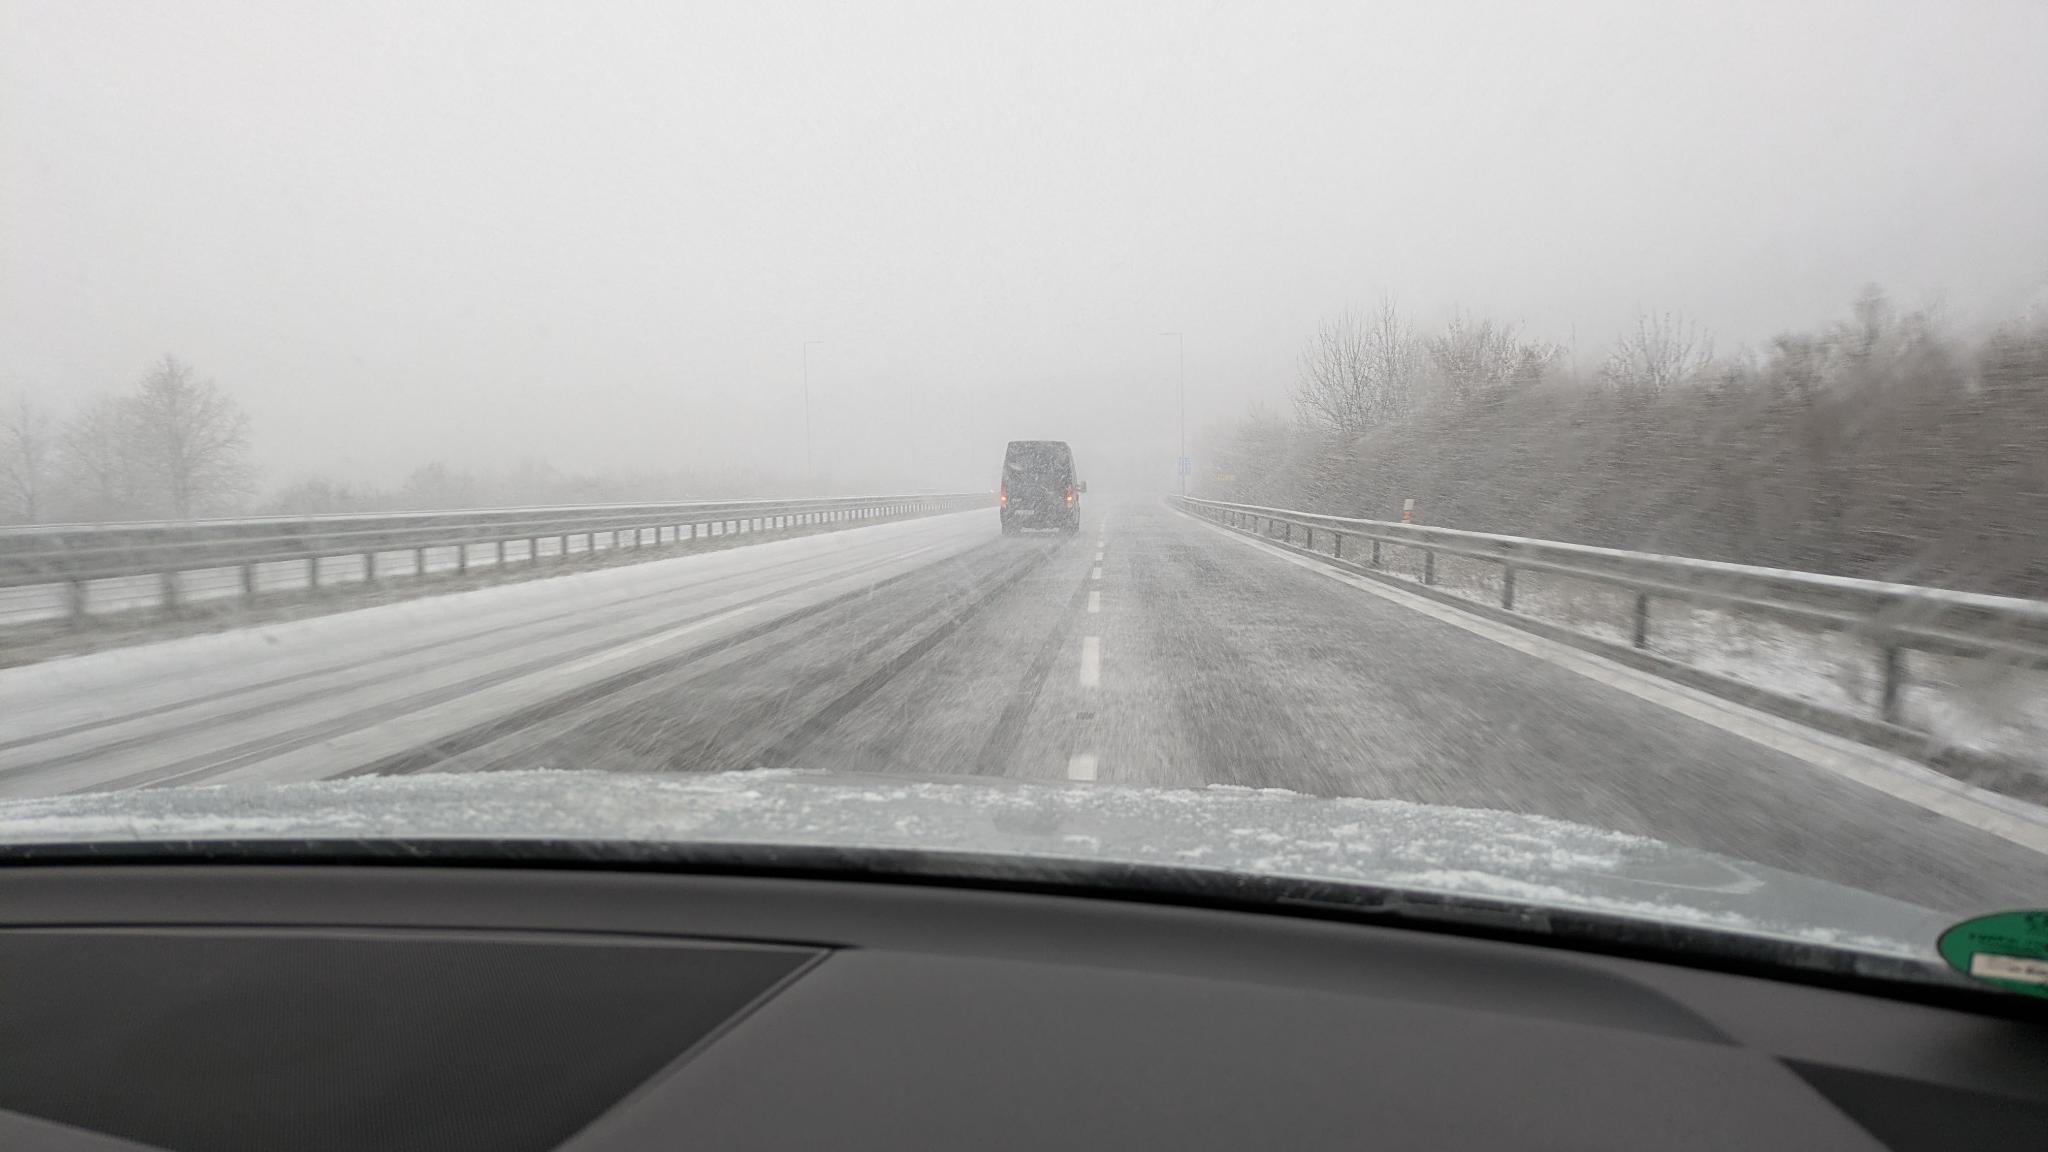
[2,498,2045,911]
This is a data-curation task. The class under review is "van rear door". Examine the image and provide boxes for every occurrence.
[1002,441,1072,518]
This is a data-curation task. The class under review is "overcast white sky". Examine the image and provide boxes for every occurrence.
[5,0,2045,493]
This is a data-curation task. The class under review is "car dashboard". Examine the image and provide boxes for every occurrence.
[1,858,2044,1151]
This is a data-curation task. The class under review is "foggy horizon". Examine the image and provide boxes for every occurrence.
[6,0,2047,496]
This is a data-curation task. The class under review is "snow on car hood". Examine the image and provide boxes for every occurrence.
[0,769,1946,958]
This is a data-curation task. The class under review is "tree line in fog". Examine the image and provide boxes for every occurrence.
[1,356,252,524]
[260,460,827,516]
[0,360,818,525]
[1200,288,2048,596]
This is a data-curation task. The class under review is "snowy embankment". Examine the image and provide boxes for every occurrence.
[1352,546,2048,785]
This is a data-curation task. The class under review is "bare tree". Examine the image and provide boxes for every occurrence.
[1425,311,1561,406]
[1602,311,1713,393]
[1294,298,1422,435]
[127,356,252,518]
[56,394,145,522]
[0,393,57,523]
[1295,310,1373,436]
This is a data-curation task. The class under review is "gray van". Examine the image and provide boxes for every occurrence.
[999,440,1083,535]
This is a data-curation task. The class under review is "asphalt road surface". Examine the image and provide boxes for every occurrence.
[3,497,2045,910]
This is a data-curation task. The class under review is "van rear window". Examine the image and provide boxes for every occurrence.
[1004,442,1071,475]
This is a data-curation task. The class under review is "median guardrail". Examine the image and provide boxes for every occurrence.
[0,493,992,624]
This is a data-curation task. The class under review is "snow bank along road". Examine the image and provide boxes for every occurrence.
[2,498,2045,911]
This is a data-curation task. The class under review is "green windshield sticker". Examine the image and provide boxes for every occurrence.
[1938,911,2048,998]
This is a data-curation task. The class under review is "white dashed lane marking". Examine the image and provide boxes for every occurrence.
[1072,524,1106,782]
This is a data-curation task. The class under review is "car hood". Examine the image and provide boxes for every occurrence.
[0,769,1949,963]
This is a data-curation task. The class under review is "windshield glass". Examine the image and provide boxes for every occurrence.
[3,1,2045,981]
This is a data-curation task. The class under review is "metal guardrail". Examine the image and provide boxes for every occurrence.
[0,493,993,623]
[1174,496,2048,736]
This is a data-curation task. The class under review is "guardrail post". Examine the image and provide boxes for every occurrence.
[66,578,86,626]
[309,556,321,591]
[363,551,377,585]
[496,540,507,566]
[529,537,540,565]
[160,571,179,614]
[1632,593,1650,648]
[557,535,568,560]
[457,544,469,575]
[241,564,257,605]
[1333,533,1343,559]
[1283,522,1292,543]
[1880,646,1903,725]
[1304,526,1314,550]
[1371,539,1381,567]
[1423,550,1435,585]
[1501,564,1515,609]
[415,547,426,577]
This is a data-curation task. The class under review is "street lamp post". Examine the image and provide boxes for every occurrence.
[1161,331,1185,495]
[802,340,824,491]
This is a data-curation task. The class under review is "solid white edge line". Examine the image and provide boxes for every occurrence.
[1180,508,2048,856]
[1087,590,1101,613]
[1091,566,1102,581]
[553,604,757,677]
[1079,636,1101,688]
[1067,753,1099,781]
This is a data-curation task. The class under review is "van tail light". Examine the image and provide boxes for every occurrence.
[999,481,1008,508]
[1065,486,1075,506]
